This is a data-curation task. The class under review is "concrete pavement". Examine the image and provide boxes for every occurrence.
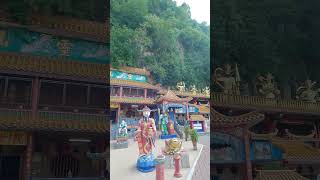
[191,135,210,180]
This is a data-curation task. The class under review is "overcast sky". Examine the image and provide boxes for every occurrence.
[174,0,210,25]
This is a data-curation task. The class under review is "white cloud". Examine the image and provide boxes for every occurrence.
[174,0,210,25]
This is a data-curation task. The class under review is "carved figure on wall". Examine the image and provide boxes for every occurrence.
[296,80,320,103]
[176,82,186,92]
[256,73,280,99]
[214,64,240,95]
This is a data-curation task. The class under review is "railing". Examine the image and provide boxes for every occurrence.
[38,110,107,122]
[0,108,32,120]
[212,93,320,114]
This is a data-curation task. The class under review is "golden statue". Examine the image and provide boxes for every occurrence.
[256,73,280,99]
[163,138,183,155]
[214,64,240,95]
[189,85,197,95]
[176,81,186,92]
[296,80,320,103]
[203,86,210,96]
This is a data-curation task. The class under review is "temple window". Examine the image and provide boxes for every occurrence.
[65,84,87,107]
[0,77,5,102]
[137,89,144,97]
[131,88,138,97]
[39,81,64,106]
[110,87,120,96]
[89,86,107,108]
[123,88,130,97]
[6,78,32,105]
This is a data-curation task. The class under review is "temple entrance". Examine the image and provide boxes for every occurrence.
[0,155,21,180]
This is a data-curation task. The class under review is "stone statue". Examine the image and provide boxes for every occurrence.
[176,82,186,92]
[135,106,157,172]
[159,111,169,135]
[118,120,128,137]
[189,85,197,95]
[296,80,320,103]
[135,106,157,155]
[203,86,210,96]
[256,73,280,99]
[214,64,240,95]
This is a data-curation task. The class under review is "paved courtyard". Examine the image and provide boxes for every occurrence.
[110,137,208,180]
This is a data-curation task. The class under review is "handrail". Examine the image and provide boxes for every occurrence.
[212,93,320,114]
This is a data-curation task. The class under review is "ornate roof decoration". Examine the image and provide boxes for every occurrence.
[272,139,320,163]
[250,129,278,140]
[110,79,159,90]
[110,97,155,105]
[212,108,264,128]
[110,66,151,76]
[0,53,107,81]
[255,170,308,180]
[156,90,192,103]
[192,104,210,114]
[173,90,210,98]
[190,115,207,121]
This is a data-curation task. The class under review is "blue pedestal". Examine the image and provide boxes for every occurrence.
[136,154,155,173]
[160,134,177,139]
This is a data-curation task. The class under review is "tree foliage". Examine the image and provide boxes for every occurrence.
[111,0,210,89]
[213,0,320,84]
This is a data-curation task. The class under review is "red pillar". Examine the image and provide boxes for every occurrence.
[119,86,123,97]
[31,77,39,119]
[25,133,33,180]
[156,155,165,180]
[243,128,253,180]
[174,153,182,178]
[144,89,147,99]
[186,103,189,121]
[117,104,121,124]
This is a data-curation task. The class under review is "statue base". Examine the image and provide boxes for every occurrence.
[112,140,128,149]
[163,151,190,169]
[136,154,155,173]
[160,134,177,139]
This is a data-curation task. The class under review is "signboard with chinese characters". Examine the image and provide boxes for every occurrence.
[111,70,147,82]
[0,27,108,64]
[0,131,28,145]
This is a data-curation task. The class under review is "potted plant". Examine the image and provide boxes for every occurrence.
[190,129,199,150]
[184,123,190,141]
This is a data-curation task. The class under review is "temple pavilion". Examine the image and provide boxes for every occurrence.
[212,63,320,180]
[0,2,109,180]
[110,66,210,139]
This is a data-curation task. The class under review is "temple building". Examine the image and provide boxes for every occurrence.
[0,3,108,180]
[110,66,210,139]
[212,63,320,180]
